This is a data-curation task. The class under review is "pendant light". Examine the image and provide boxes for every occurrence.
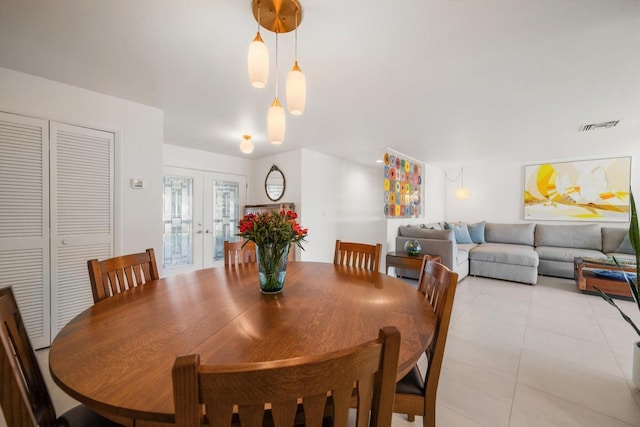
[455,168,470,200]
[239,134,254,154]
[286,9,306,115]
[247,2,268,88]
[268,32,285,144]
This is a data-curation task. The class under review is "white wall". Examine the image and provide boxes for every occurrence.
[252,150,302,208]
[299,149,386,263]
[0,67,164,264]
[445,153,640,226]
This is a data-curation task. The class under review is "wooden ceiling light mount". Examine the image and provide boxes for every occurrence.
[252,0,302,34]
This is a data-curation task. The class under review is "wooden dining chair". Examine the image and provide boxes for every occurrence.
[0,286,122,427]
[172,326,401,427]
[393,258,458,427]
[223,240,257,266]
[87,248,159,303]
[333,240,382,272]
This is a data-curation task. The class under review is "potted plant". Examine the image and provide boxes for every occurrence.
[596,191,640,388]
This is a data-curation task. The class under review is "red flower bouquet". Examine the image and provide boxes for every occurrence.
[236,210,307,293]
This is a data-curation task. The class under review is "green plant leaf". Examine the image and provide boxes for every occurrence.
[629,191,640,311]
[594,286,640,337]
[595,190,640,337]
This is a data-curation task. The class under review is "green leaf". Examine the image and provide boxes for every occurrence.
[594,286,640,337]
[629,191,640,311]
[595,190,640,337]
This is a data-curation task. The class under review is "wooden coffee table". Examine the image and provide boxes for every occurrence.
[574,257,637,300]
[386,251,442,279]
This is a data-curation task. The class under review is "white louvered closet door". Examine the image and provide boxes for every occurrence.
[0,112,51,349]
[50,122,114,339]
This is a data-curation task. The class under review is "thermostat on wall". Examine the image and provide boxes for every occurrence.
[130,178,144,189]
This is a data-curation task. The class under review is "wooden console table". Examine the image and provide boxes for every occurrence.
[574,257,636,300]
[386,251,441,278]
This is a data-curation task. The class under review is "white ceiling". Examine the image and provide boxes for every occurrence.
[1,0,638,167]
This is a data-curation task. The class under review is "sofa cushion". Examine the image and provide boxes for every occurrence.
[398,227,454,241]
[616,233,636,255]
[485,223,535,246]
[535,224,602,250]
[421,222,445,230]
[602,227,628,253]
[535,246,605,263]
[446,222,473,244]
[467,221,486,243]
[456,249,470,265]
[469,243,539,267]
[456,243,477,265]
[605,252,636,262]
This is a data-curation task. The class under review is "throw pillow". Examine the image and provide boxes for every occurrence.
[616,233,636,255]
[467,221,486,243]
[445,222,473,244]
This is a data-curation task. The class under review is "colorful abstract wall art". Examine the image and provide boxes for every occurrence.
[523,157,631,222]
[383,151,423,218]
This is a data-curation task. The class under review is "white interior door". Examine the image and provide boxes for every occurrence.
[50,122,114,339]
[0,112,51,349]
[163,167,246,275]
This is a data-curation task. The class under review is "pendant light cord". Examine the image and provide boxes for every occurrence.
[445,168,464,183]
[257,1,261,31]
[294,9,298,61]
[275,31,279,96]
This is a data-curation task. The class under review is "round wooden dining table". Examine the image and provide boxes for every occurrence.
[49,262,436,426]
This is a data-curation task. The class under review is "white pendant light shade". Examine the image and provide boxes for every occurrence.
[240,135,254,154]
[286,61,306,115]
[248,32,269,88]
[268,98,286,144]
[455,187,469,200]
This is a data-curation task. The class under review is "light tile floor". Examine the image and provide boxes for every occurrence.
[2,275,640,426]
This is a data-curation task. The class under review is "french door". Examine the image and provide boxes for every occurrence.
[162,167,246,275]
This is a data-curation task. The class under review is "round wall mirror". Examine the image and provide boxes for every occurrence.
[265,165,286,201]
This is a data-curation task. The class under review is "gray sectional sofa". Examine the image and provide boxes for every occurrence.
[396,222,635,284]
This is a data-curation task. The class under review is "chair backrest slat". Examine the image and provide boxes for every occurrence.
[0,287,57,427]
[333,240,382,272]
[173,326,401,427]
[88,248,159,303]
[393,258,458,427]
[223,240,257,267]
[418,258,458,412]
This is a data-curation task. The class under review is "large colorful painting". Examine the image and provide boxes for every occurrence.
[383,151,423,218]
[523,157,631,222]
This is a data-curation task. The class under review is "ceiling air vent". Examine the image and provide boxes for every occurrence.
[580,120,620,131]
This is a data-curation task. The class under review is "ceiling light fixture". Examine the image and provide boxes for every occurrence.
[267,32,285,144]
[247,2,269,88]
[248,0,304,145]
[240,134,254,154]
[286,8,305,115]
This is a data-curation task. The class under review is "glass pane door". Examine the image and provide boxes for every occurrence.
[162,175,194,268]
[202,172,245,268]
[163,167,246,274]
[212,180,240,261]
